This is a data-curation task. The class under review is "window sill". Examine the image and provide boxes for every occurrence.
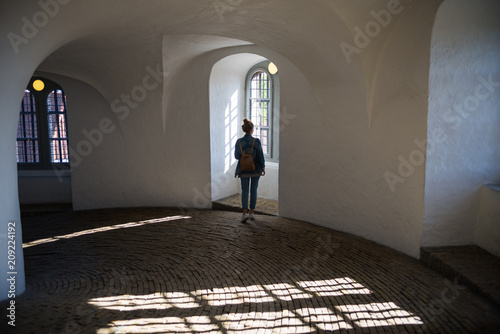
[18,164,70,171]
[18,169,71,179]
[266,162,279,168]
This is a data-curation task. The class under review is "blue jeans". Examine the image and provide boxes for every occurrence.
[241,176,260,210]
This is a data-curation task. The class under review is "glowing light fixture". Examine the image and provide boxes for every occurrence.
[33,79,45,91]
[268,62,278,75]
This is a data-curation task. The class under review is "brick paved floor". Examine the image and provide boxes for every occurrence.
[213,194,279,216]
[2,208,500,333]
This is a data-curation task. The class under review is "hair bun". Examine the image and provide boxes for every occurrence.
[242,118,254,133]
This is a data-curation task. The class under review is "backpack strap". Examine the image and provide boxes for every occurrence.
[240,138,256,154]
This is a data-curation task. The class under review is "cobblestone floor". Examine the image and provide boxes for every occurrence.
[2,208,500,333]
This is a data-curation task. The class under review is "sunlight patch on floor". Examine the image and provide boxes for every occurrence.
[91,278,423,333]
[336,302,424,328]
[298,277,372,296]
[195,284,274,306]
[89,291,199,312]
[23,215,191,248]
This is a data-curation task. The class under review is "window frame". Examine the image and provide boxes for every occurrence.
[17,77,71,171]
[245,61,280,162]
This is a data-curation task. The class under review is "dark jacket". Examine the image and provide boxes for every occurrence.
[234,134,265,177]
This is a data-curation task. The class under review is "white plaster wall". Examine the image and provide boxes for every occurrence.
[475,186,500,256]
[0,0,451,302]
[423,0,500,247]
[0,88,27,301]
[256,163,279,201]
[278,1,441,258]
[0,0,57,301]
[162,48,214,209]
[44,74,131,210]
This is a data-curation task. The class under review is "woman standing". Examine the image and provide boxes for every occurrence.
[235,118,266,222]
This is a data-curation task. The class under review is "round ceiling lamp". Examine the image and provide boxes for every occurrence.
[268,62,278,75]
[33,79,45,91]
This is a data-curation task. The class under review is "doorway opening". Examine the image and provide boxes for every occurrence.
[209,54,279,216]
[16,76,73,215]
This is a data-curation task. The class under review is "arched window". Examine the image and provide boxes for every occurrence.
[246,62,279,161]
[249,70,271,155]
[16,77,70,169]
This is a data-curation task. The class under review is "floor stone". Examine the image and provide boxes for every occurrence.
[421,245,500,305]
[1,207,500,333]
[213,194,279,216]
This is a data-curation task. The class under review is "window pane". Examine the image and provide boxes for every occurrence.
[59,114,67,138]
[249,70,272,156]
[47,89,70,163]
[26,141,39,163]
[260,128,269,155]
[16,90,39,163]
[260,102,269,126]
[48,114,56,136]
[16,142,25,163]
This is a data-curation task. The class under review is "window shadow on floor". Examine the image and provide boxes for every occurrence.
[4,208,500,333]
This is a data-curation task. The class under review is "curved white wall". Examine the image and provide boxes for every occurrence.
[1,0,469,301]
[424,0,500,247]
[279,1,441,258]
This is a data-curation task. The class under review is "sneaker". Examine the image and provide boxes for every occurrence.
[241,213,249,223]
[249,213,255,220]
